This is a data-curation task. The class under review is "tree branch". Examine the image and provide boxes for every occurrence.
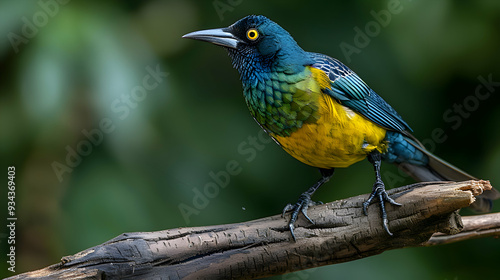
[8,180,497,280]
[425,212,500,246]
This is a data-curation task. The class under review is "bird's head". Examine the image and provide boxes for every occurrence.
[183,15,310,84]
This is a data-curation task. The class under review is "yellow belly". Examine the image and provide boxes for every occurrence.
[272,94,387,169]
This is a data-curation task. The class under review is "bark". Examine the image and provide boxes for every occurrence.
[7,180,497,280]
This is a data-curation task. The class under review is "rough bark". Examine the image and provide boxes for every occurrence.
[424,212,500,246]
[7,180,497,280]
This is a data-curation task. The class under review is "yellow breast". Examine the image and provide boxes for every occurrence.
[271,68,387,169]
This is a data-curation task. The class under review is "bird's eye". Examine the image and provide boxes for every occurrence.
[246,28,259,41]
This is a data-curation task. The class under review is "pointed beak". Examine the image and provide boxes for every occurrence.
[182,28,241,49]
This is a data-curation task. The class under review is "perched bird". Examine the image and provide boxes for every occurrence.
[183,15,499,239]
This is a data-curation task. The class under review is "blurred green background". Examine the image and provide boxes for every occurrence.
[1,0,500,279]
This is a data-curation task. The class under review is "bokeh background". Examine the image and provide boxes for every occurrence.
[1,0,500,279]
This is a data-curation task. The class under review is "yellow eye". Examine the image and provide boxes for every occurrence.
[246,28,259,41]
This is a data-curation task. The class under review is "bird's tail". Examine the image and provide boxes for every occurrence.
[383,132,500,212]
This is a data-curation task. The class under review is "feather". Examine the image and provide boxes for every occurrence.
[400,133,500,212]
[309,52,411,132]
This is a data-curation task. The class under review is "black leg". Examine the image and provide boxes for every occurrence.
[363,151,401,235]
[282,168,334,241]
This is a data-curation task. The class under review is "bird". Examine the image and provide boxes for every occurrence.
[183,15,499,240]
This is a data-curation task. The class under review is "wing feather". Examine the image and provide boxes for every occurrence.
[309,52,411,132]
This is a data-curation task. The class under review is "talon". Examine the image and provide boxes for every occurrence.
[281,168,335,241]
[383,192,401,206]
[301,207,314,224]
[363,179,401,235]
[282,203,294,217]
[362,192,376,215]
[281,192,318,241]
[289,223,296,241]
[362,202,369,216]
[383,218,392,236]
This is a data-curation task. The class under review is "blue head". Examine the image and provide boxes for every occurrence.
[183,15,311,86]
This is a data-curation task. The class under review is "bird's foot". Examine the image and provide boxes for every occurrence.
[362,180,401,235]
[282,192,323,241]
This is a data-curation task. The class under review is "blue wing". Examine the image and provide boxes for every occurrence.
[309,52,411,132]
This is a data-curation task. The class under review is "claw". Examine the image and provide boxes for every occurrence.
[282,168,335,241]
[282,203,294,217]
[363,181,401,235]
[301,207,314,224]
[289,223,296,241]
[282,193,318,241]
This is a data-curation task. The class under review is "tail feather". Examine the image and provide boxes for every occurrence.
[387,132,500,212]
[402,133,477,181]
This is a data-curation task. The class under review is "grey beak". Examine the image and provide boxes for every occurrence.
[182,28,241,49]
